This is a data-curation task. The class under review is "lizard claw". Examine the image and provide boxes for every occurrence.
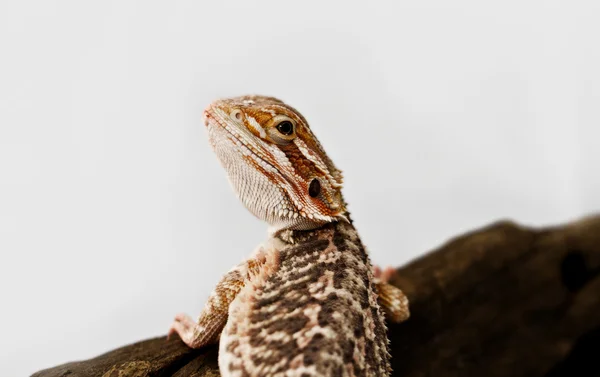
[167,313,196,342]
[372,265,397,283]
[381,266,397,283]
[167,313,215,349]
[373,265,382,279]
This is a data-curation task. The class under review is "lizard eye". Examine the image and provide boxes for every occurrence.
[276,121,294,136]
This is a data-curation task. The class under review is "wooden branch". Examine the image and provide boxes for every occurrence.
[33,215,600,377]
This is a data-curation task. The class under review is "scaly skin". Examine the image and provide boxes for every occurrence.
[169,96,409,377]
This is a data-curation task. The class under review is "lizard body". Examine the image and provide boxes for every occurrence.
[169,96,409,377]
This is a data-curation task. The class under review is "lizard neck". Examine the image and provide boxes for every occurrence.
[266,210,350,239]
[274,209,355,245]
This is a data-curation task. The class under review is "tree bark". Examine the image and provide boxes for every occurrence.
[33,215,600,377]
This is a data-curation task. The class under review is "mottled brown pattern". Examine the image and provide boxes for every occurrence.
[219,220,390,377]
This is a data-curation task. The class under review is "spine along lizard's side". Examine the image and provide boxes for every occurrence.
[168,96,409,377]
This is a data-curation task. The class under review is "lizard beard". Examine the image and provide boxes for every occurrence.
[207,121,328,233]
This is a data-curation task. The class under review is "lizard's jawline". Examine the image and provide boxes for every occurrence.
[205,110,342,232]
[206,111,292,196]
[207,116,333,231]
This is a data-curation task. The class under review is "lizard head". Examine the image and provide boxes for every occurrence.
[204,95,346,233]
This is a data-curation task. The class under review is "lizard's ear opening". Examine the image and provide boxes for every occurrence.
[308,179,321,198]
[230,109,243,121]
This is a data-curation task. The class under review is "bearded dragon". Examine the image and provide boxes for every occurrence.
[168,96,409,377]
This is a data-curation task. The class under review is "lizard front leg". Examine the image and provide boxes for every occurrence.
[373,265,410,324]
[168,254,268,349]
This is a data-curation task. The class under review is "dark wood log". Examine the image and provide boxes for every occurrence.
[33,215,600,377]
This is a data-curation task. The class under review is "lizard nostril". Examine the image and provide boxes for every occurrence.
[203,110,211,127]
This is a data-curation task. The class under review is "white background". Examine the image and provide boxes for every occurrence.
[1,1,599,375]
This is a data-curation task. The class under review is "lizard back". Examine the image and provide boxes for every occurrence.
[219,220,391,377]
